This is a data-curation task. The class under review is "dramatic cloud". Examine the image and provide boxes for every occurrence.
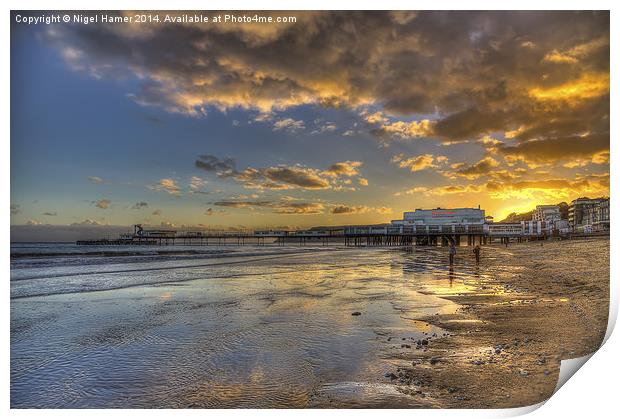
[92,199,111,209]
[45,12,608,149]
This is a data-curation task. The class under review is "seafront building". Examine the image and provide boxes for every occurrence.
[532,205,561,223]
[569,198,610,232]
[529,204,570,235]
[396,207,486,225]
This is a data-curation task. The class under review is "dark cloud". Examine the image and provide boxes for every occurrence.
[46,12,608,138]
[331,205,358,214]
[261,167,329,189]
[331,205,392,214]
[197,154,363,190]
[42,212,58,216]
[433,107,511,141]
[132,201,149,209]
[443,157,500,180]
[195,155,237,176]
[10,204,20,215]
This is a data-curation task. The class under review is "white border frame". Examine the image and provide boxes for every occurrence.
[3,2,617,418]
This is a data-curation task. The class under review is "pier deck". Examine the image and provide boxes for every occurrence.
[76,231,532,247]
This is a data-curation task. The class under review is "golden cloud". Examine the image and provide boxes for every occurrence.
[392,153,448,172]
[528,72,609,102]
[149,178,181,195]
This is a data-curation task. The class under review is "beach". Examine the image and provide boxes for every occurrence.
[10,238,609,408]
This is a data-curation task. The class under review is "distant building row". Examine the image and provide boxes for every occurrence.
[252,198,609,238]
[387,206,553,237]
[385,198,609,237]
[529,198,609,234]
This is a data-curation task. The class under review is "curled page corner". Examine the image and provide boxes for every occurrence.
[553,353,594,394]
[492,353,599,417]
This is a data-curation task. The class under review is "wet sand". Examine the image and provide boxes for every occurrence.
[10,238,609,408]
[381,237,609,408]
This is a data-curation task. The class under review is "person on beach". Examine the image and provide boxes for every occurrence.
[473,245,481,264]
[449,243,457,265]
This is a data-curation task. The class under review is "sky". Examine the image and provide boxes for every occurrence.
[10,11,610,240]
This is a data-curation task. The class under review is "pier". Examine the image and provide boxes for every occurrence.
[76,224,533,247]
